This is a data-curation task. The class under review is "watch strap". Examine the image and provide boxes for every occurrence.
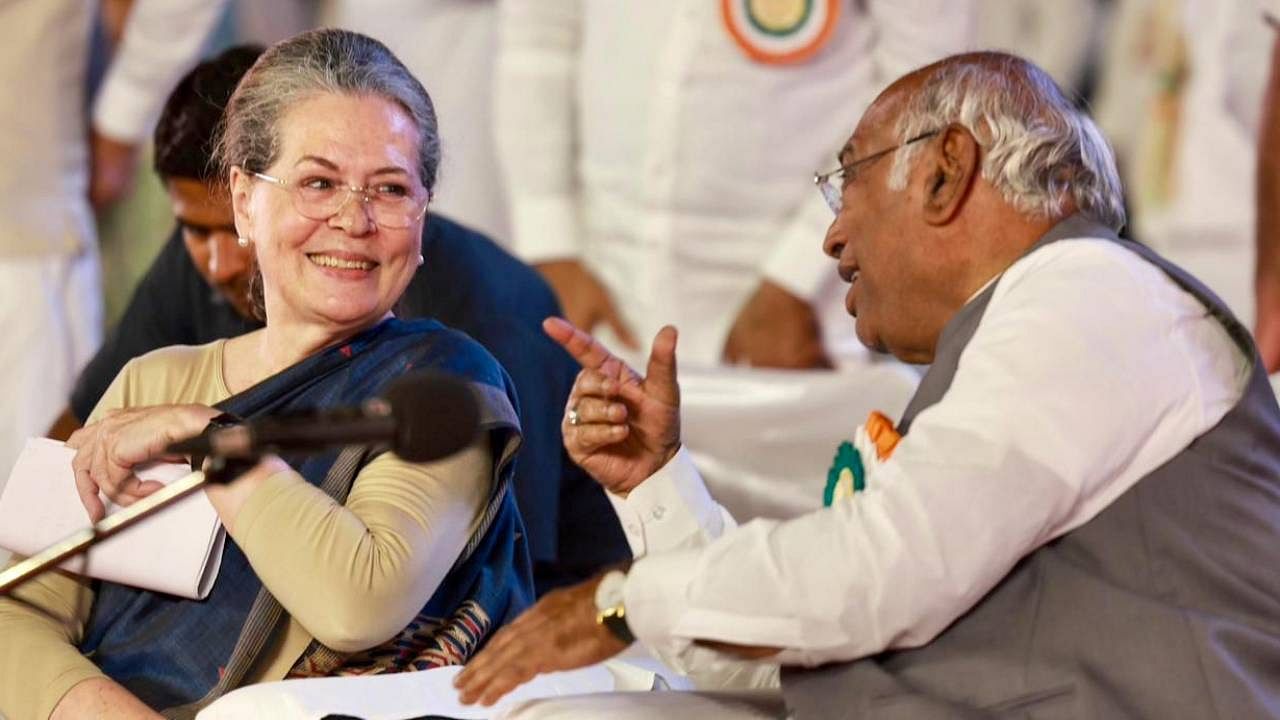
[598,604,636,645]
[189,411,243,475]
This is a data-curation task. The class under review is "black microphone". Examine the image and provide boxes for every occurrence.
[167,370,481,464]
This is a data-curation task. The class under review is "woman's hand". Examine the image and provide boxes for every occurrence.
[66,404,221,521]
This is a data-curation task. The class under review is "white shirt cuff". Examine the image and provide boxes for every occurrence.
[606,447,732,558]
[622,545,699,658]
[623,541,795,679]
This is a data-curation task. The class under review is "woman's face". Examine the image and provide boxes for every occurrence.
[231,92,426,334]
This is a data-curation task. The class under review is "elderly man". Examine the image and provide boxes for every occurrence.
[455,52,1280,718]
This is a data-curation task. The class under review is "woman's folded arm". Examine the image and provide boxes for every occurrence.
[228,438,492,652]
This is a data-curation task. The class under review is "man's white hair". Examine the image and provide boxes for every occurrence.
[888,53,1126,232]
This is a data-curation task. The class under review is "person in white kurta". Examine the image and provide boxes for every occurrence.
[594,235,1248,686]
[494,1,973,368]
[462,232,1250,720]
[0,0,226,516]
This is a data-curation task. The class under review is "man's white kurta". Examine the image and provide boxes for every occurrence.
[611,237,1250,685]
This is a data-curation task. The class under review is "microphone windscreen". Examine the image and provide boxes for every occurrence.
[383,371,481,463]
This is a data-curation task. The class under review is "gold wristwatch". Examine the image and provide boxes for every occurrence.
[594,569,635,644]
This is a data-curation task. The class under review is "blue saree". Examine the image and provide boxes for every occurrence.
[77,318,534,714]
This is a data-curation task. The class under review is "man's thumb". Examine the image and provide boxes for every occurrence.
[643,325,680,405]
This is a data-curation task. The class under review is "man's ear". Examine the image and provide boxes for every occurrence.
[920,123,979,226]
[228,166,253,238]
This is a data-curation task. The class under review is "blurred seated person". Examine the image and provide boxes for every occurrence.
[1,30,535,719]
[46,44,628,595]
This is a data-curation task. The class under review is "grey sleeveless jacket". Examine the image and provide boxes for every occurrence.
[781,216,1280,719]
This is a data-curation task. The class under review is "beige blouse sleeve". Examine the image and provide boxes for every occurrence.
[228,438,493,653]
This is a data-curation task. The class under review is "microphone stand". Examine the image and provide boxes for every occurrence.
[0,455,254,596]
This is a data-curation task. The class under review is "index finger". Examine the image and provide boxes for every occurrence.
[543,316,619,371]
[73,467,105,522]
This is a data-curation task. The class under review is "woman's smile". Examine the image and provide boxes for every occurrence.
[306,251,379,275]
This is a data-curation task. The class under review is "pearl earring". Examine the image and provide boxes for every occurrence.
[237,236,251,248]
[417,253,425,266]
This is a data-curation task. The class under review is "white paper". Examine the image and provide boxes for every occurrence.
[198,661,673,720]
[0,438,225,599]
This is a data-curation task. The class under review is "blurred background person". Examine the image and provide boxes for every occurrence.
[0,0,225,504]
[494,1,975,370]
[1093,0,1273,328]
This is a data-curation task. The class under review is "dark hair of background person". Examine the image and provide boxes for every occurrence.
[153,44,265,182]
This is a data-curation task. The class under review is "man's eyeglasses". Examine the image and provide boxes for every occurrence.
[251,171,430,229]
[813,130,940,215]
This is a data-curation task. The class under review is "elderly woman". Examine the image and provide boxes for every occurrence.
[0,29,532,719]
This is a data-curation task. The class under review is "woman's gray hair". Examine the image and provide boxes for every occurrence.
[888,53,1126,232]
[217,28,440,321]
[216,28,440,192]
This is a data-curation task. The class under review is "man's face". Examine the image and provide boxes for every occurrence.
[166,177,255,320]
[823,95,938,362]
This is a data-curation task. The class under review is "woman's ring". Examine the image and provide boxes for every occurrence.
[567,407,581,426]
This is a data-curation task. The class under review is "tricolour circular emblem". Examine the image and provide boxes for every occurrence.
[721,0,841,65]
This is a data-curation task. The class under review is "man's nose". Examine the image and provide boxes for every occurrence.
[209,231,251,283]
[823,219,846,260]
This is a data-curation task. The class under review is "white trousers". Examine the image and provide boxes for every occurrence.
[497,689,788,720]
[0,249,102,563]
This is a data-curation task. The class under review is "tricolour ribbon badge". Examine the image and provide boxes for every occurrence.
[823,410,901,506]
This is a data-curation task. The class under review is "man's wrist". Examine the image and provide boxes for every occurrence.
[608,444,682,499]
[655,444,682,478]
[594,569,635,645]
